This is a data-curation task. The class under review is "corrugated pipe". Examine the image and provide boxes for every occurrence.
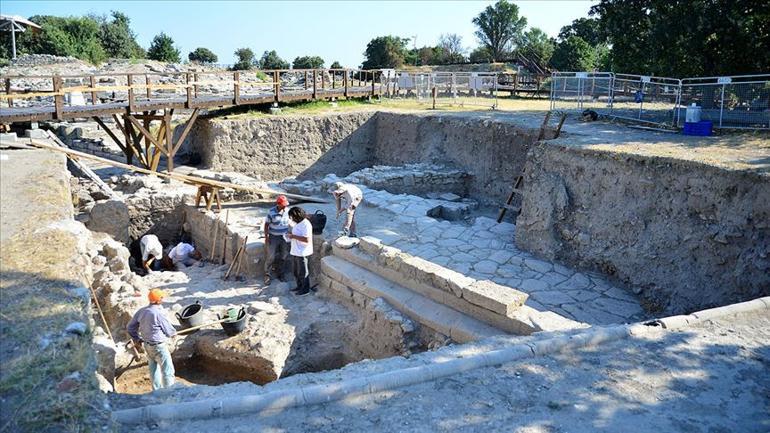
[114,295,770,425]
[114,324,632,425]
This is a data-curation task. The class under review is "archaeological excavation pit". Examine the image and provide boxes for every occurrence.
[3,106,767,429]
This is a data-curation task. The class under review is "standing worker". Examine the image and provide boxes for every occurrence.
[127,288,177,391]
[263,195,291,286]
[139,234,164,274]
[286,207,313,296]
[329,182,363,237]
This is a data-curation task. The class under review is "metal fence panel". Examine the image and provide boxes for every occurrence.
[679,75,770,129]
[550,72,613,112]
[382,71,497,109]
[608,74,681,126]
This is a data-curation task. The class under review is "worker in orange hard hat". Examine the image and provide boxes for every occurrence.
[262,195,291,286]
[127,288,177,390]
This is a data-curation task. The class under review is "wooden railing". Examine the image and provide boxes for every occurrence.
[0,69,384,122]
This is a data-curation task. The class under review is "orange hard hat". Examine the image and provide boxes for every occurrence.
[148,288,167,303]
[276,195,289,207]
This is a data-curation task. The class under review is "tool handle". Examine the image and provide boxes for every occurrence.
[176,317,230,335]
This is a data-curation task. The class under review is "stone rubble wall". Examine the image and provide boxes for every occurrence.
[342,163,471,197]
[516,143,770,314]
[184,112,378,181]
[373,113,546,205]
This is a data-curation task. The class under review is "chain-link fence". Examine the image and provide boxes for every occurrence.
[381,71,498,109]
[549,72,613,112]
[550,72,769,129]
[608,74,681,126]
[679,75,770,129]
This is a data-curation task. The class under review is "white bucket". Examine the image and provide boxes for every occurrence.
[685,103,702,123]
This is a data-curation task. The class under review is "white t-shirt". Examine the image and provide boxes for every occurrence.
[290,219,313,257]
[168,242,195,264]
[338,184,363,209]
[140,234,163,261]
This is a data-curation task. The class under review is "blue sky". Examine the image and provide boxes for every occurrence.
[2,1,596,67]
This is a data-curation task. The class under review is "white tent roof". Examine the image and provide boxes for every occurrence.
[0,15,42,32]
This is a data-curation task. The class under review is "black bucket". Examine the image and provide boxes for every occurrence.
[219,307,247,337]
[176,301,204,329]
[309,210,327,235]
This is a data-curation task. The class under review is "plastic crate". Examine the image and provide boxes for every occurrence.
[683,121,713,136]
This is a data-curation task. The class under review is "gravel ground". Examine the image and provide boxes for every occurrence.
[126,309,770,433]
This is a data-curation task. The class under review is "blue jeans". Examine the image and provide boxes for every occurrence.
[145,342,175,390]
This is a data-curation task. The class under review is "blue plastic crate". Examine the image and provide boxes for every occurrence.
[683,121,713,136]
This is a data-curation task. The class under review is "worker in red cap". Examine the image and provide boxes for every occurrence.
[262,195,291,285]
[127,288,177,390]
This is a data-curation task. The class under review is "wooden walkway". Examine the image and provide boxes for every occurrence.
[0,69,382,172]
[0,69,382,124]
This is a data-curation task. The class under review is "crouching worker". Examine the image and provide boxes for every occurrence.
[286,207,313,296]
[127,288,177,390]
[164,242,203,270]
[329,181,363,237]
[139,234,164,274]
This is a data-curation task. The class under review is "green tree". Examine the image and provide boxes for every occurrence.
[232,48,255,70]
[259,50,289,70]
[361,36,409,69]
[188,47,218,64]
[9,15,106,64]
[292,55,324,69]
[557,17,605,45]
[147,32,180,63]
[519,27,555,69]
[550,35,596,71]
[97,11,144,59]
[469,46,493,63]
[591,0,770,77]
[330,60,343,69]
[472,0,527,61]
[438,33,466,63]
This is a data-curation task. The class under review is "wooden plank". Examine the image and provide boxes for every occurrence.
[126,114,165,154]
[53,76,64,119]
[171,108,199,156]
[90,75,97,105]
[145,75,151,100]
[92,116,126,153]
[274,71,280,103]
[26,138,330,203]
[44,130,116,198]
[164,110,174,172]
[127,74,135,112]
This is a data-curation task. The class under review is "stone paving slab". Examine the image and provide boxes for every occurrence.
[287,181,649,325]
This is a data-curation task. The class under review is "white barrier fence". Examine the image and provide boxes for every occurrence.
[381,71,498,109]
[550,72,769,129]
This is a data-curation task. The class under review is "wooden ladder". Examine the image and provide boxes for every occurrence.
[497,174,524,223]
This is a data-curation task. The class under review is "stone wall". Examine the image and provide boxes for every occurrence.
[373,113,545,204]
[184,112,378,181]
[515,143,770,314]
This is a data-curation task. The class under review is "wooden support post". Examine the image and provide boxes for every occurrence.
[332,71,335,89]
[233,71,240,105]
[92,116,126,154]
[193,73,199,98]
[164,110,173,173]
[371,71,376,96]
[171,108,199,156]
[53,76,64,120]
[142,111,151,164]
[432,86,437,110]
[145,75,151,100]
[5,78,13,107]
[312,70,317,99]
[273,70,280,103]
[89,75,98,105]
[321,70,325,90]
[127,74,135,112]
[185,73,192,108]
[304,71,309,90]
[119,112,133,165]
[344,70,349,98]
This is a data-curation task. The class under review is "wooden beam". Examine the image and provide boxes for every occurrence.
[126,114,166,154]
[92,116,126,153]
[27,138,329,203]
[171,108,199,156]
[90,75,97,105]
[53,76,64,119]
[164,110,174,172]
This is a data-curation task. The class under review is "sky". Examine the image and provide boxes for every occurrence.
[2,1,597,67]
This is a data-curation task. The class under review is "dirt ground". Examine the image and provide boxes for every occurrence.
[125,309,770,433]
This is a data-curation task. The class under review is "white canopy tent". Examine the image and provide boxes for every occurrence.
[0,15,41,60]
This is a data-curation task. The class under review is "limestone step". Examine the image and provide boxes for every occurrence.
[320,255,502,343]
[330,237,582,334]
